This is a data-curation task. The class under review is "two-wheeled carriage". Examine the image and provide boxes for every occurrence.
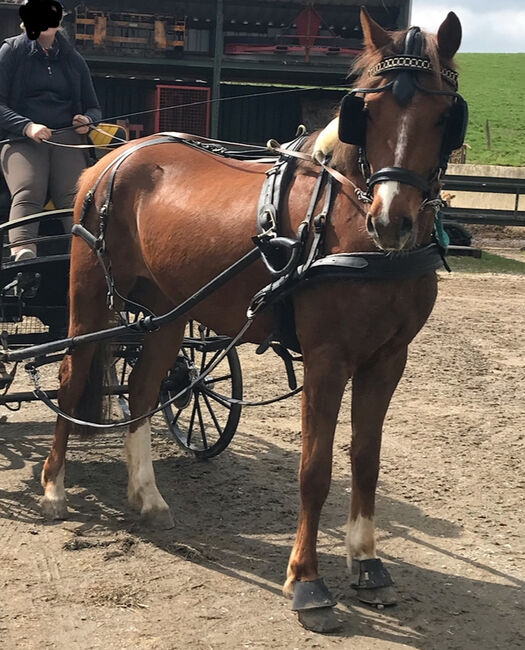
[0,208,243,459]
[0,8,470,633]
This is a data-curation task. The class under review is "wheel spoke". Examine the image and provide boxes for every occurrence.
[194,395,208,449]
[188,321,195,361]
[160,322,241,459]
[201,387,232,410]
[203,373,232,385]
[118,357,126,385]
[170,408,182,427]
[186,396,198,447]
[201,391,224,437]
[202,348,224,373]
[200,349,208,373]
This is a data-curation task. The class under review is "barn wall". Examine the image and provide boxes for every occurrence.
[218,85,302,144]
[0,7,23,42]
[218,85,345,144]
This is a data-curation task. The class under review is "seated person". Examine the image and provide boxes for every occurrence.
[0,12,101,261]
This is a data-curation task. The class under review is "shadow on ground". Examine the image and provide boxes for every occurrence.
[0,423,523,648]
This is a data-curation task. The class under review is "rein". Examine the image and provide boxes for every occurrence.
[6,32,463,423]
[12,128,445,426]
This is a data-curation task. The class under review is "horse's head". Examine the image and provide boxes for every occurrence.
[338,9,466,251]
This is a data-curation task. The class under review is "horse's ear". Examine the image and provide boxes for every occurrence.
[360,7,391,51]
[437,12,462,60]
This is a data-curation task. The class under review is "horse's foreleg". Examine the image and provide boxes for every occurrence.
[126,320,186,529]
[284,354,348,631]
[347,346,407,606]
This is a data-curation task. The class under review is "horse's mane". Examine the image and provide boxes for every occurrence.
[350,28,456,88]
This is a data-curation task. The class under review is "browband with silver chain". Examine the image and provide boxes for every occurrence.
[368,56,458,89]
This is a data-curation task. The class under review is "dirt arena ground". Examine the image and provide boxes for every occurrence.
[0,270,524,650]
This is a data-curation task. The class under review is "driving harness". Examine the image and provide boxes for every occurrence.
[249,27,467,356]
[74,25,466,373]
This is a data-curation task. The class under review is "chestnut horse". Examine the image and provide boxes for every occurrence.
[40,10,464,632]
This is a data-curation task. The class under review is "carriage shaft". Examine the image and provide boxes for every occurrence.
[1,247,261,363]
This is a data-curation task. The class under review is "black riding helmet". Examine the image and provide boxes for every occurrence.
[19,0,64,41]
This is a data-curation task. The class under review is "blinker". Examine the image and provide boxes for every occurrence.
[443,96,468,154]
[338,94,366,146]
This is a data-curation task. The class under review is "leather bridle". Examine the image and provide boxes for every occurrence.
[338,26,468,210]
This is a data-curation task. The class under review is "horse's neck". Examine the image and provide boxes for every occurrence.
[330,142,361,180]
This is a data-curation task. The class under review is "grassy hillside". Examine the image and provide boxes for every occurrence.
[455,53,525,166]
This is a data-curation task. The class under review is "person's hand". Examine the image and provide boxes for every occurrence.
[25,122,52,142]
[72,114,91,135]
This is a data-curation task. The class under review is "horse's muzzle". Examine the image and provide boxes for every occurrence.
[366,212,415,251]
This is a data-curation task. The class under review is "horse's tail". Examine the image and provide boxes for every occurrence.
[74,342,113,436]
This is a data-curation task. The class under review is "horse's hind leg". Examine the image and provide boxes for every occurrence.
[41,242,110,519]
[125,318,187,529]
[347,346,408,606]
[41,345,100,518]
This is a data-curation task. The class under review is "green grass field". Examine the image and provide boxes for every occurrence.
[456,53,525,166]
[447,251,525,274]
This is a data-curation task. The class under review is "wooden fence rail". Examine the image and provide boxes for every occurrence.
[441,174,525,227]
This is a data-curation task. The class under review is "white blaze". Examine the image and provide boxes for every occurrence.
[375,111,411,226]
[377,181,400,225]
[394,111,411,166]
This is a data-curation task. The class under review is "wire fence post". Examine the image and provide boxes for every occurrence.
[211,0,224,138]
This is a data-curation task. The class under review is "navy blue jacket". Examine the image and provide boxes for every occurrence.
[0,32,101,139]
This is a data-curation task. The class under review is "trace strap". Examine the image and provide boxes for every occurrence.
[25,319,254,430]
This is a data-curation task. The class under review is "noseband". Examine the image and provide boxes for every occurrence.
[339,26,469,206]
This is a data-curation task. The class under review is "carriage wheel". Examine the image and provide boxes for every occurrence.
[159,322,243,460]
[108,342,140,420]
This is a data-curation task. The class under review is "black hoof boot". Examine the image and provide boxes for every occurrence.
[292,578,341,633]
[350,558,398,607]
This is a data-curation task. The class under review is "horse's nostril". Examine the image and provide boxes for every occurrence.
[400,216,413,236]
[366,213,376,235]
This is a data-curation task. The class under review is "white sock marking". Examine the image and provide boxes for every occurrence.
[42,463,65,504]
[346,514,376,565]
[126,421,169,514]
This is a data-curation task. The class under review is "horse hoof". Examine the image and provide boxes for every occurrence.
[41,497,68,520]
[297,607,341,633]
[350,558,397,606]
[140,507,175,530]
[355,585,398,607]
[292,578,338,632]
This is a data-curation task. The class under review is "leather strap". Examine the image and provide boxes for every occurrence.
[368,166,431,195]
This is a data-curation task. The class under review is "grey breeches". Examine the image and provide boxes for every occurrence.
[0,130,88,246]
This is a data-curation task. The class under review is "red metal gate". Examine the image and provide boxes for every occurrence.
[154,85,211,136]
